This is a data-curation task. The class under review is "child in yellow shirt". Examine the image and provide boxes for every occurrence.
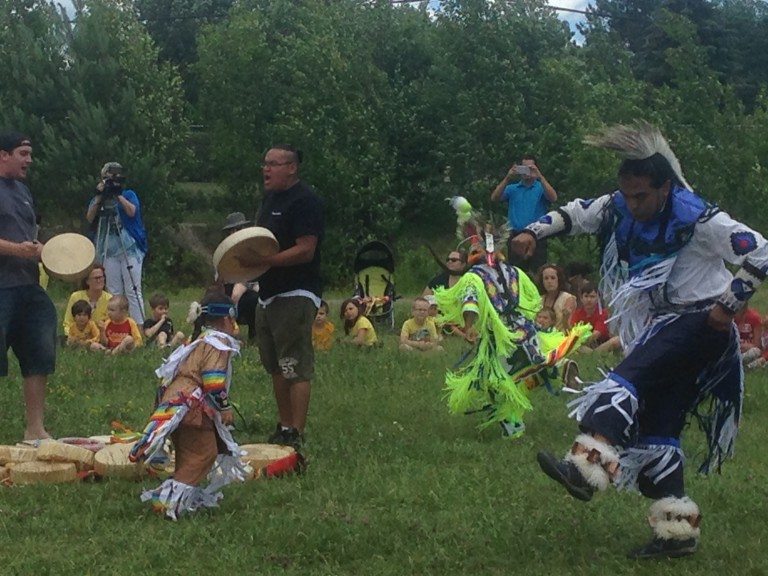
[341,298,377,347]
[66,300,102,350]
[400,297,442,352]
[312,300,335,351]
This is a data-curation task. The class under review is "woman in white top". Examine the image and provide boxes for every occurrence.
[535,263,576,332]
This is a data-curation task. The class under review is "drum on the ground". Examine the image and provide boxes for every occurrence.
[239,443,302,479]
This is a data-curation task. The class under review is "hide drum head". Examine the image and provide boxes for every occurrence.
[213,227,279,283]
[40,233,95,282]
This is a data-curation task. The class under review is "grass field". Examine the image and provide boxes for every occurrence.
[2,295,768,575]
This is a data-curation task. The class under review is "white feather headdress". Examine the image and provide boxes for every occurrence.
[584,122,691,190]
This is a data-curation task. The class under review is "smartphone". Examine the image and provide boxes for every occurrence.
[513,165,531,176]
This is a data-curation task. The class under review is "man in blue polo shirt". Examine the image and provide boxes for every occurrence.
[491,154,557,271]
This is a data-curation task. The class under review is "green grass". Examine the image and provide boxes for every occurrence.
[1,296,768,575]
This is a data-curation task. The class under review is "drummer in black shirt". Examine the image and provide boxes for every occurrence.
[255,145,324,450]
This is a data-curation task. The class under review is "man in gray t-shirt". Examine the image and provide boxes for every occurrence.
[0,130,57,442]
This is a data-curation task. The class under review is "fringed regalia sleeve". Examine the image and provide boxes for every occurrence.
[516,266,543,320]
[435,273,532,428]
[526,195,613,240]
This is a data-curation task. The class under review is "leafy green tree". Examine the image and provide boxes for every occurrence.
[197,0,414,279]
[134,0,234,102]
[35,0,190,222]
[2,0,192,283]
[584,0,768,108]
[0,0,70,166]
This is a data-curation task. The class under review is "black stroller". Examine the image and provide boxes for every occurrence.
[353,240,397,329]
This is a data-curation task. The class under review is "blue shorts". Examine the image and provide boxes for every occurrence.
[0,284,57,377]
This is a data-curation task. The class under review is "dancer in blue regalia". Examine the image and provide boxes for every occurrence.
[511,122,768,559]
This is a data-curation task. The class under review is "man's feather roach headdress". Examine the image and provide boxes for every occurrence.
[584,121,691,190]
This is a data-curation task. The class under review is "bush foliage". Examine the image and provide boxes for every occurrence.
[2,0,768,288]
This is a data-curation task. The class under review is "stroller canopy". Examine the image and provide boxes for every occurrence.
[353,240,396,328]
[353,240,395,274]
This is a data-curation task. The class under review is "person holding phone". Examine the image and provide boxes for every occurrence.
[491,154,557,271]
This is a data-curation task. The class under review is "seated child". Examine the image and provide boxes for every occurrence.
[143,293,186,348]
[66,299,102,350]
[400,297,442,352]
[341,298,377,347]
[312,300,335,351]
[735,306,763,365]
[569,282,620,353]
[129,288,245,520]
[535,307,557,331]
[426,294,463,338]
[750,314,768,369]
[102,295,143,355]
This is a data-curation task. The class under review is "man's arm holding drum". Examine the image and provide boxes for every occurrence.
[0,237,42,260]
[262,235,318,267]
[509,195,613,259]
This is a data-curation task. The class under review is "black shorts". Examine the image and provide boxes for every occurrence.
[255,296,317,381]
[0,284,57,377]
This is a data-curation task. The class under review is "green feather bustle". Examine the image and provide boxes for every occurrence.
[434,271,541,429]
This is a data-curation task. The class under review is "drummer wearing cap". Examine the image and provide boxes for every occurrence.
[255,145,324,450]
[0,130,57,442]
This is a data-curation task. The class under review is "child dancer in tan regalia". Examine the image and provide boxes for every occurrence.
[130,288,245,520]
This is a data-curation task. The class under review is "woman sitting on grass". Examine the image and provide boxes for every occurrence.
[62,265,112,337]
[341,298,378,347]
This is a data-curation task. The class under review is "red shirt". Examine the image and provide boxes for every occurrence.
[736,308,762,346]
[570,306,609,342]
[104,318,139,349]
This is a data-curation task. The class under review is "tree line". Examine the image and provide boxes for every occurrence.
[2,0,767,285]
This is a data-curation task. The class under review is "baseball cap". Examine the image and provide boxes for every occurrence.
[0,131,31,152]
[100,162,124,178]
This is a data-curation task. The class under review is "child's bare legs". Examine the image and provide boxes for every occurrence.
[66,338,82,349]
[90,342,107,352]
[170,332,185,348]
[156,331,169,347]
[594,335,621,354]
[400,342,443,352]
[23,375,51,441]
[110,336,135,355]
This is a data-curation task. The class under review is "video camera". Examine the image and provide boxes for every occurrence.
[101,174,125,199]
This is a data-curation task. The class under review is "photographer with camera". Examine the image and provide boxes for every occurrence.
[491,154,557,271]
[86,162,147,324]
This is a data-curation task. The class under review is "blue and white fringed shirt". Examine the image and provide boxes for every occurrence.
[526,185,768,474]
[526,186,768,348]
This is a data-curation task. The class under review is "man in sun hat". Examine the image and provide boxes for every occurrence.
[254,144,324,450]
[512,122,768,559]
[222,211,252,233]
[0,130,57,442]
